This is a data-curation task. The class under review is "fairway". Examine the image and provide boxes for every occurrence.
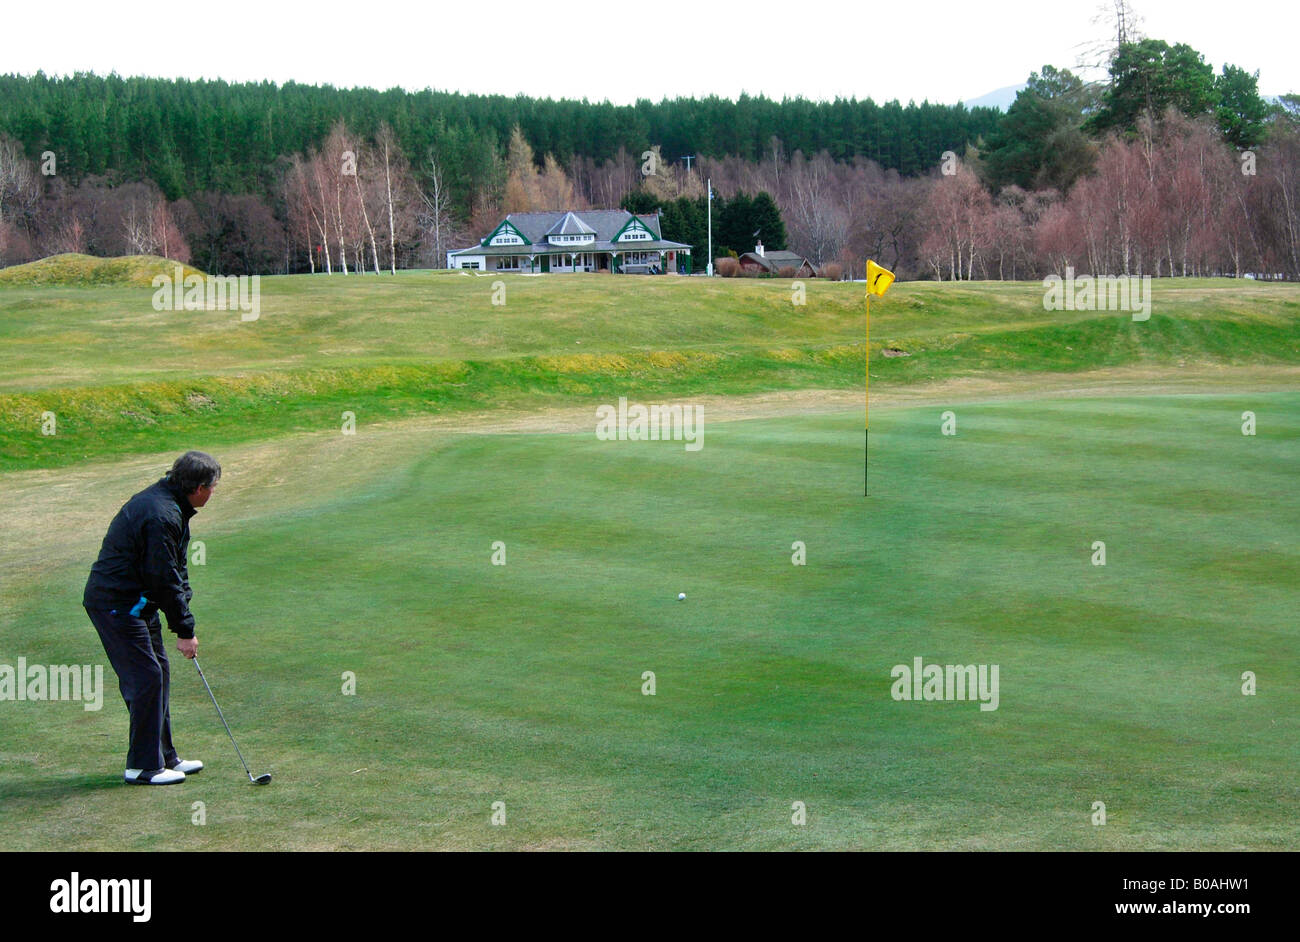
[1,384,1295,850]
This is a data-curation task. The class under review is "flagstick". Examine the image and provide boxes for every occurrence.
[865,289,870,497]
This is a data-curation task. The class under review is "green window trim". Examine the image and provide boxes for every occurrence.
[482,218,532,247]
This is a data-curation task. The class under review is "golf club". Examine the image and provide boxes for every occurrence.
[192,656,272,785]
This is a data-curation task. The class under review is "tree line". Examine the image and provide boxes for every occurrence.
[0,72,998,208]
[1,31,1297,281]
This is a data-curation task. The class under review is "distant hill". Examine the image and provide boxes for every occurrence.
[963,83,1027,112]
[0,254,206,287]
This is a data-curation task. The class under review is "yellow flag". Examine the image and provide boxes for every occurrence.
[866,260,895,297]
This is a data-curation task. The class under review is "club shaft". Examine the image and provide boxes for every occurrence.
[192,657,255,779]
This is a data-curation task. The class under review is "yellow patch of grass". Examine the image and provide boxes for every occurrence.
[646,351,690,369]
[535,353,633,374]
[767,348,806,362]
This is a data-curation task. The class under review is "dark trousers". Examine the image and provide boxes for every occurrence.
[85,606,179,771]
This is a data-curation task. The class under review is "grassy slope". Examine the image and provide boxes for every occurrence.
[0,394,1294,850]
[2,273,1298,469]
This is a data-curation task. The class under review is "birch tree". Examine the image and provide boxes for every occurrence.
[324,123,356,275]
[0,135,39,235]
[309,151,333,274]
[350,143,382,274]
[420,150,455,268]
[378,124,399,274]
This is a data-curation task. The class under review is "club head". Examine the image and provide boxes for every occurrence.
[251,773,272,785]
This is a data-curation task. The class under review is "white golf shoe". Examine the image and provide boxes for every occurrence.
[124,767,186,785]
[167,758,204,774]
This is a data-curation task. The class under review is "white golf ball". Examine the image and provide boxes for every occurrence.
[677,592,686,601]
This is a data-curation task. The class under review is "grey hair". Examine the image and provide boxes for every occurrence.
[168,451,222,493]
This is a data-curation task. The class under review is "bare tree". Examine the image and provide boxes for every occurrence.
[350,143,382,275]
[1077,0,1145,75]
[584,147,639,208]
[919,165,993,279]
[377,124,401,274]
[123,200,156,255]
[1259,122,1300,278]
[308,151,333,274]
[50,214,88,255]
[150,200,190,263]
[323,123,357,274]
[0,134,39,242]
[420,151,455,267]
[787,151,850,264]
[282,154,316,273]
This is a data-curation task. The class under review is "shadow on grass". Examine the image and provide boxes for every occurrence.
[0,772,123,803]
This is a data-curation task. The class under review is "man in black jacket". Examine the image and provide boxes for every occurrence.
[84,451,221,785]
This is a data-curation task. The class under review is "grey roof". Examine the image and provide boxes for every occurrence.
[504,209,661,243]
[449,209,690,257]
[739,250,816,272]
[545,211,596,236]
[450,239,690,257]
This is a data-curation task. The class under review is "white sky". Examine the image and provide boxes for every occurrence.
[7,0,1298,105]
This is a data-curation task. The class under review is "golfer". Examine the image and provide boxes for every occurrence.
[83,451,220,785]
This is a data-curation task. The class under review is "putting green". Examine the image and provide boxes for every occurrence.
[1,389,1294,850]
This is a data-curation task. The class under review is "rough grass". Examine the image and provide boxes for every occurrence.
[2,273,1298,470]
[2,272,1298,394]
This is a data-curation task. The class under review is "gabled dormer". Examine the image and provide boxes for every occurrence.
[546,212,596,246]
[613,215,655,243]
[483,218,531,247]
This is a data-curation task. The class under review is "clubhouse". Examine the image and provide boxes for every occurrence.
[447,209,693,274]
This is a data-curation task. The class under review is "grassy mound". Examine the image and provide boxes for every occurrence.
[0,253,206,287]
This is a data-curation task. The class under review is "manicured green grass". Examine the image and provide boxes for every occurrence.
[1,393,1295,850]
[3,273,1299,470]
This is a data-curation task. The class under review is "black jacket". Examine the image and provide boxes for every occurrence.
[83,476,198,638]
